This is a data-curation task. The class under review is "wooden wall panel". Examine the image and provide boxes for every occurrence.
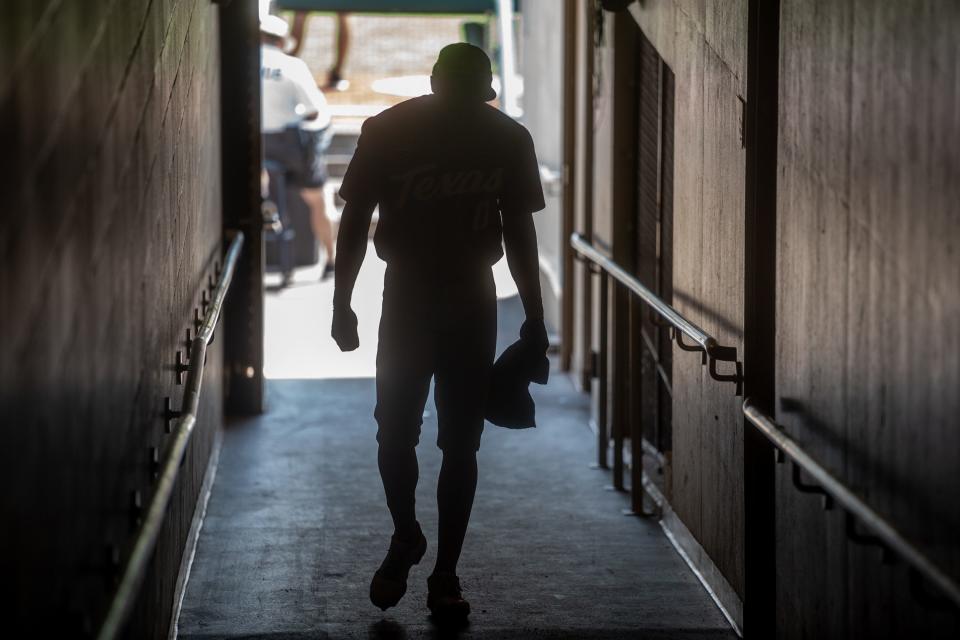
[0,0,223,636]
[668,7,706,551]
[699,42,746,599]
[775,1,853,635]
[705,0,746,96]
[630,0,748,614]
[777,0,960,636]
[846,0,960,635]
[592,10,617,249]
[674,0,705,33]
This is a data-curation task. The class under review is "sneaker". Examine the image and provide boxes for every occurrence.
[324,70,350,92]
[369,524,427,611]
[427,572,471,620]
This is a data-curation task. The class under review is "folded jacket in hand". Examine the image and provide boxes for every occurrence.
[485,337,549,429]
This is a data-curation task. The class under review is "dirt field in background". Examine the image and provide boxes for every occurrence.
[293,13,479,107]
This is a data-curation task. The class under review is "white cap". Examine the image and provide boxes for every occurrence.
[260,14,289,39]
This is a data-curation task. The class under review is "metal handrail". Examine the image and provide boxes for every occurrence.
[743,397,960,610]
[573,228,959,609]
[97,231,245,640]
[570,232,742,393]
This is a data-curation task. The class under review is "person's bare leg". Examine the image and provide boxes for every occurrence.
[301,187,335,268]
[433,448,478,575]
[325,12,350,89]
[288,11,309,57]
[377,443,420,541]
[371,441,425,611]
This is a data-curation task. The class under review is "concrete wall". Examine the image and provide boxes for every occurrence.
[629,0,748,619]
[0,0,223,636]
[775,1,960,637]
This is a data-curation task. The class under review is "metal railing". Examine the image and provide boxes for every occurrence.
[743,398,960,611]
[97,231,245,640]
[570,233,742,394]
[571,232,743,513]
[571,231,960,611]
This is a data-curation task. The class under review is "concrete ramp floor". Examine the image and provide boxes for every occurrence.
[178,303,735,640]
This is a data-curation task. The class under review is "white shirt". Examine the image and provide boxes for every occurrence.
[261,44,331,133]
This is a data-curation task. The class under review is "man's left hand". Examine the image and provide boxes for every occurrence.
[519,318,550,384]
[520,318,549,353]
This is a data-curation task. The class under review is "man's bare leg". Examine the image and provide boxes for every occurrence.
[301,187,335,273]
[370,441,426,611]
[377,443,420,540]
[426,448,476,619]
[434,448,478,575]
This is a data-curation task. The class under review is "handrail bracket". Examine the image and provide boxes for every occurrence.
[845,512,896,564]
[706,344,743,396]
[675,330,704,358]
[791,462,834,510]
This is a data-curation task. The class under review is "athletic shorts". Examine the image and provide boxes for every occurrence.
[262,125,330,188]
[374,267,497,452]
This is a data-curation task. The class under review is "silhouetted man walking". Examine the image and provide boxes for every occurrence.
[331,43,547,620]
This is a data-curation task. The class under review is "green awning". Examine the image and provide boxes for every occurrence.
[274,0,505,12]
[274,0,520,13]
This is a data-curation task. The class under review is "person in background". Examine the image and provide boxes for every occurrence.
[289,11,351,91]
[261,13,336,280]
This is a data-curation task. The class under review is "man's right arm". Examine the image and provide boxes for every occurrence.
[331,198,375,352]
[333,198,375,310]
[331,117,381,351]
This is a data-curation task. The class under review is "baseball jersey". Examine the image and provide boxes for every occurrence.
[339,95,545,282]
